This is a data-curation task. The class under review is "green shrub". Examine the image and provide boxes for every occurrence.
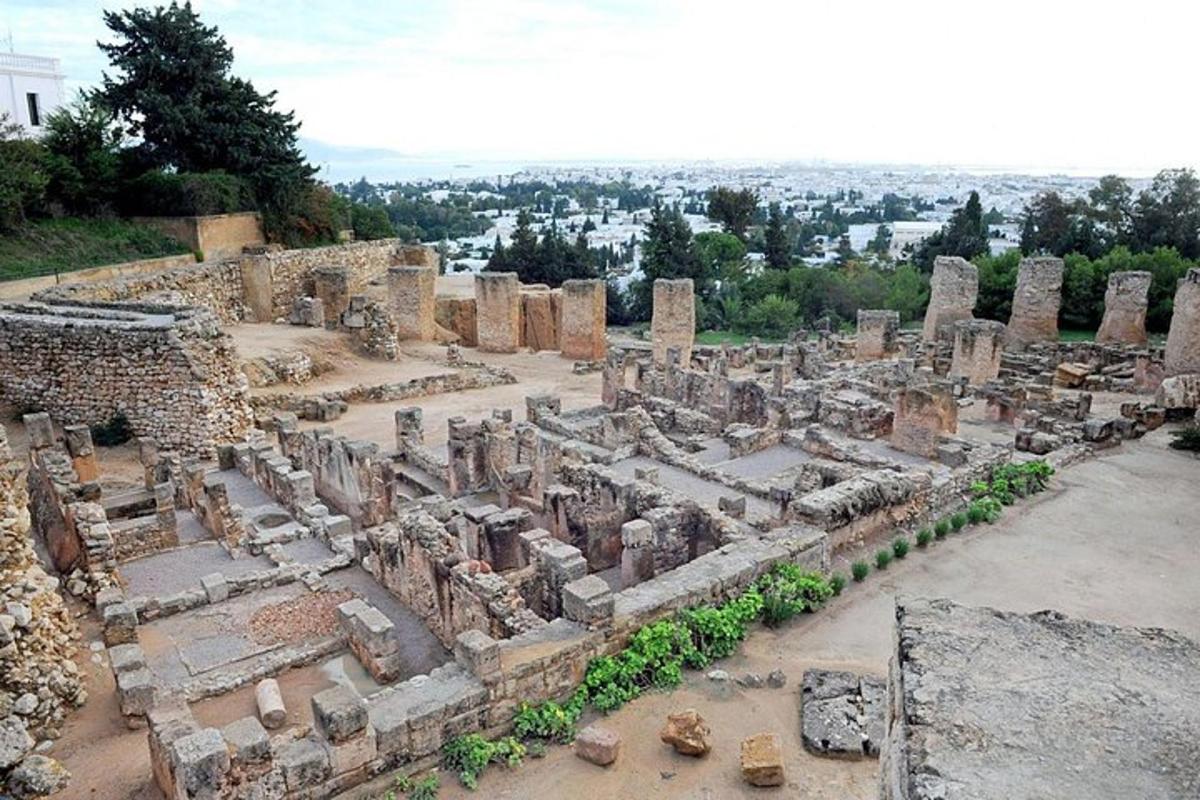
[923,525,939,542]
[755,563,833,628]
[934,519,951,538]
[1169,425,1200,452]
[91,413,133,447]
[892,537,910,559]
[968,497,1003,524]
[120,170,256,216]
[950,512,968,531]
[829,572,847,596]
[875,549,893,570]
[389,774,440,800]
[512,701,576,744]
[441,734,524,790]
[851,560,870,582]
[967,504,986,524]
[916,529,933,547]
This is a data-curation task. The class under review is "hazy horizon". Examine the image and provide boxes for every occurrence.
[8,0,1198,178]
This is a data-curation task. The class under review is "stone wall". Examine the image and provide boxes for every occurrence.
[519,287,560,351]
[949,320,1005,385]
[560,279,607,361]
[1164,268,1200,376]
[0,303,252,458]
[132,212,265,262]
[891,385,956,459]
[1095,270,1151,346]
[475,273,521,353]
[922,257,977,342]
[436,297,477,346]
[1006,256,1063,350]
[651,279,695,365]
[856,310,900,362]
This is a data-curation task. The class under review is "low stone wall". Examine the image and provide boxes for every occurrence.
[247,365,517,413]
[0,303,253,458]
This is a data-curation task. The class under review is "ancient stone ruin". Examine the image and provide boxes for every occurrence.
[651,278,695,365]
[1095,270,1151,345]
[1006,256,1064,350]
[1165,267,1200,376]
[921,256,977,342]
[855,310,900,362]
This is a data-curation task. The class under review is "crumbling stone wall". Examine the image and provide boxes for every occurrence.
[0,303,252,458]
[475,272,521,353]
[1006,256,1064,350]
[1095,270,1151,346]
[891,385,956,459]
[856,310,900,362]
[950,320,1005,385]
[560,279,607,361]
[387,266,436,341]
[922,257,977,342]
[651,279,695,365]
[0,423,85,768]
[1165,268,1200,376]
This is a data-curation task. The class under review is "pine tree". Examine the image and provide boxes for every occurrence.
[764,202,791,269]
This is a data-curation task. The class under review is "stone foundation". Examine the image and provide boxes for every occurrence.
[1006,256,1063,349]
[1095,270,1151,346]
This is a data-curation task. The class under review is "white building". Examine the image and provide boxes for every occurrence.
[1,52,66,136]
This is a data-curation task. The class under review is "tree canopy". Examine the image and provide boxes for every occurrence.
[706,187,758,241]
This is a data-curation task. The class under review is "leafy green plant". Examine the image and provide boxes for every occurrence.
[513,700,577,744]
[851,560,870,582]
[829,572,846,596]
[934,519,951,538]
[969,497,1003,524]
[875,549,893,570]
[967,503,986,524]
[892,537,910,559]
[916,529,933,547]
[1169,425,1200,451]
[390,774,440,800]
[441,734,525,790]
[950,512,968,531]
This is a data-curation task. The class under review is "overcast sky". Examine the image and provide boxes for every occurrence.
[5,0,1196,175]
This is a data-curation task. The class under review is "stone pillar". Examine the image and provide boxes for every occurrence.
[474,272,521,353]
[619,519,654,588]
[312,265,351,329]
[23,412,54,451]
[138,437,159,491]
[1165,268,1200,376]
[1096,270,1151,346]
[559,279,607,361]
[950,320,1005,386]
[855,309,900,362]
[1006,257,1064,349]
[520,288,559,351]
[922,256,978,342]
[394,407,424,453]
[386,266,436,341]
[891,385,957,458]
[63,424,99,482]
[651,278,695,366]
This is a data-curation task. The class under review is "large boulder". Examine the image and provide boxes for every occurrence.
[8,754,70,798]
[659,709,711,757]
[0,715,33,769]
[1156,374,1200,410]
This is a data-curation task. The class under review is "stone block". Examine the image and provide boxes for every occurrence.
[562,575,614,624]
[651,279,695,365]
[560,279,607,360]
[312,686,368,744]
[740,732,785,786]
[475,272,521,353]
[108,643,147,675]
[171,728,231,799]
[200,572,229,604]
[102,602,139,647]
[1096,270,1151,345]
[1007,256,1064,349]
[222,716,270,764]
[1165,268,1200,376]
[388,266,436,341]
[575,724,620,766]
[923,256,978,341]
[116,666,158,716]
[950,319,1005,385]
[856,309,900,361]
[454,630,501,680]
[277,736,331,792]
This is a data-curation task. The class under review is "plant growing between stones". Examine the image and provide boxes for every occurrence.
[851,560,870,582]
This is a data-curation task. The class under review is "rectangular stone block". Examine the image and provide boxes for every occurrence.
[388,266,436,341]
[651,279,695,366]
[560,279,607,361]
[475,272,521,353]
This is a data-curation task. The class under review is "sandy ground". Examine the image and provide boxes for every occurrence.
[418,429,1200,800]
[306,342,602,450]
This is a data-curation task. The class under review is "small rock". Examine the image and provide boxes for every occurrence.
[740,732,785,787]
[6,603,31,628]
[736,672,765,689]
[14,694,38,716]
[0,716,34,769]
[9,754,71,798]
[660,709,711,757]
[767,670,787,688]
[574,723,620,766]
[705,669,730,683]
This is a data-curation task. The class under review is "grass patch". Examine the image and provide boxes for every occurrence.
[0,217,190,281]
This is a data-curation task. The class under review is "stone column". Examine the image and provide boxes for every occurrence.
[855,309,900,362]
[1096,270,1151,346]
[891,385,957,458]
[474,272,521,353]
[950,320,1005,385]
[651,278,695,366]
[1006,256,1064,349]
[560,279,607,360]
[387,266,436,341]
[312,265,351,328]
[1165,268,1200,376]
[63,424,99,482]
[922,256,978,342]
